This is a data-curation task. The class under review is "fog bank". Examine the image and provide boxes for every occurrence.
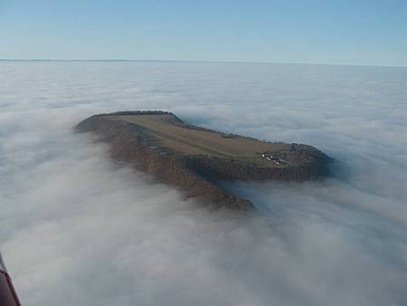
[0,62,406,305]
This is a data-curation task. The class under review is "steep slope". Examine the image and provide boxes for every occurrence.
[75,111,332,209]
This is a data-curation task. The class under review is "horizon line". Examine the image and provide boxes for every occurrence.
[0,58,405,68]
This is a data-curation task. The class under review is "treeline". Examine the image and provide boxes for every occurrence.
[98,110,173,116]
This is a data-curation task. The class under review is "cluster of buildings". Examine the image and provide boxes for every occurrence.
[261,152,287,166]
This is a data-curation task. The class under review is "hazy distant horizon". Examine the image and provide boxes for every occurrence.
[1,58,406,68]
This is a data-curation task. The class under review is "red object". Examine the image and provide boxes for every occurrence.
[0,253,21,306]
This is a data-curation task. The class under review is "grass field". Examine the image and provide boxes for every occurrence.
[110,114,289,167]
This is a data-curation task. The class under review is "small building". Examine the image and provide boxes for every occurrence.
[261,152,287,166]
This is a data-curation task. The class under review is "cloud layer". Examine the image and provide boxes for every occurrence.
[0,61,406,306]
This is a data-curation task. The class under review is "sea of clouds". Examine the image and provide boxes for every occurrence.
[0,61,406,306]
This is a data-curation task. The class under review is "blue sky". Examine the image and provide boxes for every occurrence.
[0,0,405,66]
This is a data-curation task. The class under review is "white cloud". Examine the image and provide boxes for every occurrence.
[0,62,406,306]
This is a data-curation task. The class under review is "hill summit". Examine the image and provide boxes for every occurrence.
[76,111,332,209]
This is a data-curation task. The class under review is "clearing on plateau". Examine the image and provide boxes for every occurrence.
[76,111,332,209]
